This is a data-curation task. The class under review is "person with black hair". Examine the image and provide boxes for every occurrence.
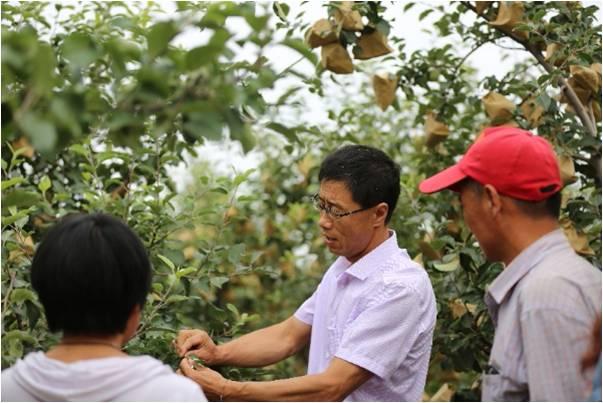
[176,145,437,401]
[420,126,601,401]
[1,213,206,402]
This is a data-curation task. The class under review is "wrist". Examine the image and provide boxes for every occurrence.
[222,379,243,401]
[214,344,228,365]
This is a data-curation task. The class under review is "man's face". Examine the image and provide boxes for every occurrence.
[458,183,500,262]
[317,180,377,262]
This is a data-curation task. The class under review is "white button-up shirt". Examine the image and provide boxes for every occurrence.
[295,231,437,401]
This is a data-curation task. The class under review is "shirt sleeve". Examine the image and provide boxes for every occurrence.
[520,306,592,401]
[294,288,317,325]
[334,282,433,379]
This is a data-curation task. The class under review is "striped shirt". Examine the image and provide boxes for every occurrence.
[482,229,601,401]
[295,231,437,401]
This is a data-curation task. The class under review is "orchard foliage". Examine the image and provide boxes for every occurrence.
[2,1,601,401]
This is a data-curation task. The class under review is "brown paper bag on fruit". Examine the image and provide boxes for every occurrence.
[561,77,591,105]
[333,1,364,31]
[424,112,449,148]
[545,43,564,67]
[520,97,545,128]
[305,19,339,48]
[560,217,594,255]
[354,30,393,60]
[321,43,354,74]
[490,2,528,40]
[482,91,515,124]
[591,63,602,80]
[372,73,398,111]
[557,154,576,185]
[11,137,35,158]
[570,65,600,93]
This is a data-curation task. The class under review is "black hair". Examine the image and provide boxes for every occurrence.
[30,213,151,335]
[318,145,401,223]
[463,178,561,219]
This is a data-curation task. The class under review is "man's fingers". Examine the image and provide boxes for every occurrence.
[178,334,205,356]
[188,348,211,361]
[175,329,213,356]
[179,358,198,378]
[176,329,198,348]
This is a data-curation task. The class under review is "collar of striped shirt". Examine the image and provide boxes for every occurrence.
[484,229,568,322]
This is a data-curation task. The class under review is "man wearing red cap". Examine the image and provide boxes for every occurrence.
[420,126,601,401]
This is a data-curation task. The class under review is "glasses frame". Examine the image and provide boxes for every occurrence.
[311,194,373,220]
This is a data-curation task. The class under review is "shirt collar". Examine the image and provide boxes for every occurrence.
[335,230,399,281]
[485,229,569,316]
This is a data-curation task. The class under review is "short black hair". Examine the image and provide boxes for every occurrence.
[318,145,400,223]
[512,193,562,219]
[31,213,151,335]
[463,178,561,219]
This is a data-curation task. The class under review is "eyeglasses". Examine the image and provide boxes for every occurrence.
[311,194,372,220]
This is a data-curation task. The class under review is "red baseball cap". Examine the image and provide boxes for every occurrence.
[419,126,562,201]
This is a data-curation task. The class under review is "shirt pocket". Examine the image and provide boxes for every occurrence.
[327,301,364,354]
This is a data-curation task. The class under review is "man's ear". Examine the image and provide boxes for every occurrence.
[483,184,502,216]
[373,202,389,227]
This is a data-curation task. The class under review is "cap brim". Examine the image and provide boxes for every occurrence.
[419,164,467,194]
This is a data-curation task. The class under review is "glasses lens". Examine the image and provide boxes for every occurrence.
[312,195,331,216]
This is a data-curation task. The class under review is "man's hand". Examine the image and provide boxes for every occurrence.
[175,329,221,365]
[179,357,232,401]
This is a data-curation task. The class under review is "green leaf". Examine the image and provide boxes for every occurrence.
[20,112,57,156]
[1,177,24,191]
[244,13,270,31]
[38,175,51,194]
[273,2,290,22]
[147,21,178,59]
[157,254,176,270]
[166,295,188,304]
[210,186,229,194]
[418,9,434,21]
[266,122,299,143]
[186,45,223,70]
[433,255,460,272]
[536,93,551,111]
[25,300,41,329]
[69,144,88,157]
[176,266,197,279]
[226,303,239,316]
[376,20,391,36]
[227,111,256,153]
[234,169,255,186]
[32,43,56,95]
[61,32,98,69]
[2,190,40,209]
[3,329,36,345]
[228,243,245,264]
[281,38,318,66]
[403,2,415,12]
[10,288,36,305]
[210,276,229,288]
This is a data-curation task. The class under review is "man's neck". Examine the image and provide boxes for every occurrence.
[347,227,391,263]
[500,219,559,266]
